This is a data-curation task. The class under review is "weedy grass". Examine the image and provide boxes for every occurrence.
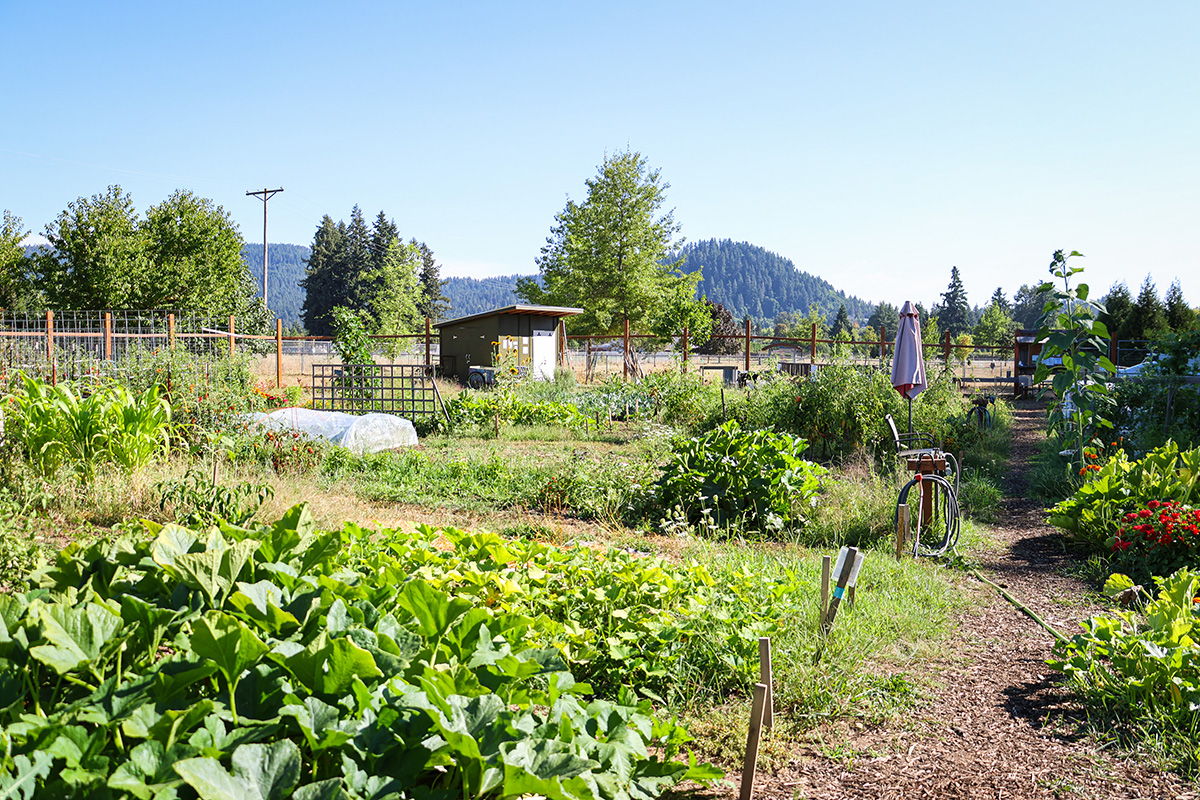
[677,538,967,766]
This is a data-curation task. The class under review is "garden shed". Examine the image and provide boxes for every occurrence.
[435,304,582,383]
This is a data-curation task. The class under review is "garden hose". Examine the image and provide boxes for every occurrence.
[894,472,960,556]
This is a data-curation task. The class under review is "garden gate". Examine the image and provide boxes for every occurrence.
[310,364,443,418]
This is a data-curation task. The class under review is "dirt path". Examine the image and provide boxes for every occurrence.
[743,403,1196,799]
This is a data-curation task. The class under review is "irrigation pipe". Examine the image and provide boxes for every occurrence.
[968,569,1069,644]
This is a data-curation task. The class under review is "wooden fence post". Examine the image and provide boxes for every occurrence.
[168,313,176,350]
[557,319,566,369]
[46,309,54,385]
[681,324,689,374]
[943,329,951,367]
[104,312,112,361]
[744,318,751,373]
[810,322,817,364]
[228,315,235,359]
[623,317,630,381]
[425,317,432,367]
[895,503,910,560]
[276,318,283,388]
[879,325,886,365]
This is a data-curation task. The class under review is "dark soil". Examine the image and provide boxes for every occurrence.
[735,402,1197,799]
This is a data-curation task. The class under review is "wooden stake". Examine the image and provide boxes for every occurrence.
[228,315,235,358]
[168,313,176,350]
[846,551,865,611]
[758,638,773,732]
[739,683,769,800]
[895,503,910,560]
[820,555,831,623]
[104,312,112,361]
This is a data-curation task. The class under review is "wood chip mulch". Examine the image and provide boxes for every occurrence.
[734,403,1197,800]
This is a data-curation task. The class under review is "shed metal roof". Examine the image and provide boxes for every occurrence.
[433,304,583,329]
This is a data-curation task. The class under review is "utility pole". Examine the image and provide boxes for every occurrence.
[246,187,284,308]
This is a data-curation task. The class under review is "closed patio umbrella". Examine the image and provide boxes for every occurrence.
[890,300,927,434]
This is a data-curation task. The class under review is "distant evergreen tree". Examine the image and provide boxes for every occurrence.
[1133,275,1167,340]
[866,302,900,340]
[829,304,851,338]
[343,206,372,309]
[989,287,1010,313]
[1101,282,1136,344]
[244,243,311,327]
[416,242,451,322]
[935,266,971,336]
[1012,283,1053,329]
[300,216,349,336]
[1165,279,1195,332]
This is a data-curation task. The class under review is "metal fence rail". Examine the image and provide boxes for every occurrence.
[311,364,441,417]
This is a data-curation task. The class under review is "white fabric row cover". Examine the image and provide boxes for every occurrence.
[247,408,418,455]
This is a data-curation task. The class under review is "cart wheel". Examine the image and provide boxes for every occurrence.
[468,372,486,390]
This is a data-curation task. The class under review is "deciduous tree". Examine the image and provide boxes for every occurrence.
[517,149,700,335]
[0,210,38,311]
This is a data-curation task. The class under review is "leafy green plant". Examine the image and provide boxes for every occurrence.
[658,419,827,534]
[1031,250,1116,469]
[1049,568,1200,772]
[1047,441,1200,551]
[155,468,275,526]
[0,505,721,798]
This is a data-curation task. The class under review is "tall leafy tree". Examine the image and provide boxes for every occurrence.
[935,266,971,336]
[1133,275,1167,340]
[365,240,423,357]
[1164,279,1195,332]
[973,299,1017,349]
[517,149,699,335]
[139,190,246,310]
[300,216,349,336]
[35,186,253,316]
[37,185,147,308]
[0,210,39,312]
[416,242,451,322]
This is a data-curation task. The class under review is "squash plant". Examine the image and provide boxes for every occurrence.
[0,504,721,799]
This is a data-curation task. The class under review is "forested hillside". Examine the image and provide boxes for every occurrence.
[442,274,525,319]
[243,243,309,327]
[673,239,871,323]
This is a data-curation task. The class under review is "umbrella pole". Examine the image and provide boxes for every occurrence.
[908,396,913,436]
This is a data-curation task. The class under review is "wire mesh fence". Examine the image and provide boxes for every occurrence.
[311,364,441,417]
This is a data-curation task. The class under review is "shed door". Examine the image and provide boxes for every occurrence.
[531,330,555,380]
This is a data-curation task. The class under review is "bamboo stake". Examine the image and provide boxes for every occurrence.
[739,683,768,800]
[970,570,1067,643]
[758,638,773,732]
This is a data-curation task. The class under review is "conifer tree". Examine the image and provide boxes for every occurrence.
[829,303,851,338]
[989,287,1010,313]
[1100,282,1135,344]
[300,216,349,336]
[1133,275,1167,340]
[416,243,451,321]
[1164,279,1195,332]
[936,266,971,336]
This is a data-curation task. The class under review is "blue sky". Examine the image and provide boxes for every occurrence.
[3,1,1198,311]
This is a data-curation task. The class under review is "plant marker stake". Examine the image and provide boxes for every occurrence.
[758,637,773,732]
[821,546,860,635]
[739,682,768,800]
[820,555,831,624]
[895,503,910,561]
[846,550,865,611]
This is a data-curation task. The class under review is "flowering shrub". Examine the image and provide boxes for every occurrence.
[1048,441,1200,552]
[1110,500,1200,581]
